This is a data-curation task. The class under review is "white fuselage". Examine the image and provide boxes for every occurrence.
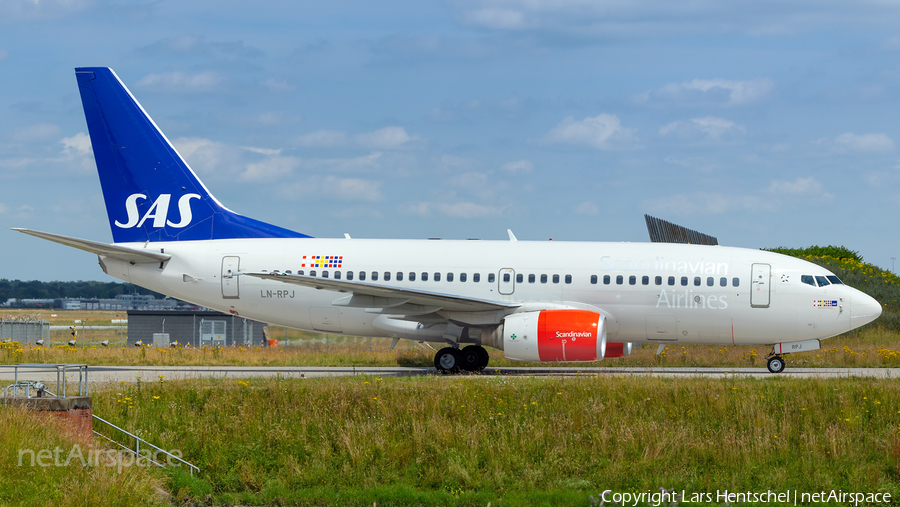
[97,238,879,347]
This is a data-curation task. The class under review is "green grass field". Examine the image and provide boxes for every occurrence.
[4,374,897,506]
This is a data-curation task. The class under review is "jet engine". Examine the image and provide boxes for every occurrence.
[501,309,608,362]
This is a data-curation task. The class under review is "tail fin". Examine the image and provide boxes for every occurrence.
[75,67,310,243]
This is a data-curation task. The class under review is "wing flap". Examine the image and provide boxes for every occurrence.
[246,272,519,312]
[12,228,171,264]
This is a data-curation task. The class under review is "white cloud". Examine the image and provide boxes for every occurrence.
[135,71,226,92]
[172,137,241,176]
[574,201,599,216]
[60,132,92,157]
[0,0,93,23]
[659,116,746,141]
[640,78,774,106]
[815,132,895,153]
[295,130,349,148]
[280,176,384,202]
[14,123,60,142]
[0,203,8,214]
[765,176,833,203]
[409,201,504,218]
[241,156,300,182]
[241,146,282,157]
[0,48,8,62]
[646,192,764,216]
[501,159,533,173]
[355,127,412,150]
[264,78,295,93]
[464,8,526,29]
[304,153,384,172]
[542,113,636,150]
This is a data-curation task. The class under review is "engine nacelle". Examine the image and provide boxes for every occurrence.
[604,341,635,358]
[502,309,607,362]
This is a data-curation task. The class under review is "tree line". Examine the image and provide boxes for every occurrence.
[0,279,165,301]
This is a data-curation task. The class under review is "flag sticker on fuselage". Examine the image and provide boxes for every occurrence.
[301,255,343,268]
[813,300,838,307]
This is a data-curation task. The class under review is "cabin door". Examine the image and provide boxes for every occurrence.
[750,263,771,308]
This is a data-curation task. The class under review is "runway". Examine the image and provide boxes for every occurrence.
[1,365,899,384]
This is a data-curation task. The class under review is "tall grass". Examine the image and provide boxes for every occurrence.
[0,405,167,507]
[90,375,900,506]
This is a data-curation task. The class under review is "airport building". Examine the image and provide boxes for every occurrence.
[126,310,269,347]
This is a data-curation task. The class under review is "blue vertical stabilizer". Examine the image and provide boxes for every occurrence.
[75,67,310,243]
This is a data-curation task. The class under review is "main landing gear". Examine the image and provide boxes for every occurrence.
[766,355,786,374]
[434,345,490,374]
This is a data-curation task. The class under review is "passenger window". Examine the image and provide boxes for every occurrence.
[298,270,305,276]
[707,277,714,287]
[285,270,292,274]
[720,277,727,287]
[668,276,675,286]
[503,273,510,282]
[732,277,739,287]
[358,271,366,281]
[826,275,843,285]
[603,275,610,285]
[815,276,830,287]
[655,276,662,285]
[334,271,341,280]
[516,274,523,283]
[693,277,701,286]
[473,273,480,283]
[371,271,378,281]
[409,272,416,282]
[345,271,351,280]
[801,275,815,287]
[434,272,441,282]
[629,275,636,285]
[383,272,391,282]
[642,275,649,285]
[447,273,454,282]
[541,274,548,283]
[565,275,572,284]
[616,275,624,285]
[529,274,536,283]
[552,274,560,284]
[488,273,495,283]
[681,276,688,286]
[591,275,598,284]
[421,272,428,281]
[322,271,329,278]
[396,272,403,281]
[310,270,317,277]
[460,273,466,282]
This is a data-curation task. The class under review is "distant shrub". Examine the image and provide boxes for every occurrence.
[764,245,862,263]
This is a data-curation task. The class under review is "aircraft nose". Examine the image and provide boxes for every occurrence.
[851,291,882,329]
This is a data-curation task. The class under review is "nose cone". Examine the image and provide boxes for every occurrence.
[851,291,883,329]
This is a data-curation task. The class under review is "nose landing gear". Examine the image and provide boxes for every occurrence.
[766,354,786,374]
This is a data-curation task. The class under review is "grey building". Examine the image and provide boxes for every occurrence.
[126,310,269,347]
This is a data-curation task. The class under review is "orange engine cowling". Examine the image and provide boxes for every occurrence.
[604,341,634,358]
[502,310,608,362]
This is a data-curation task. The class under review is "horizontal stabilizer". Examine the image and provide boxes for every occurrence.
[246,271,520,313]
[12,228,171,264]
[644,214,718,246]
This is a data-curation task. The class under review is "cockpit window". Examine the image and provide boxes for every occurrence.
[815,276,830,287]
[826,275,843,285]
[801,275,815,287]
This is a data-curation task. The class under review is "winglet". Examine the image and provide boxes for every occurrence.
[507,229,518,242]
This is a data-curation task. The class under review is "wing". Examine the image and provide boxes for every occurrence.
[12,228,171,264]
[246,272,519,314]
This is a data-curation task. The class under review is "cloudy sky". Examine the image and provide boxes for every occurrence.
[3,0,900,281]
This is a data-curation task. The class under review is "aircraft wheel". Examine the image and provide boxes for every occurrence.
[767,356,786,374]
[460,346,482,372]
[435,347,462,374]
[475,346,490,370]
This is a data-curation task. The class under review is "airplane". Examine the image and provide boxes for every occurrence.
[13,67,883,374]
